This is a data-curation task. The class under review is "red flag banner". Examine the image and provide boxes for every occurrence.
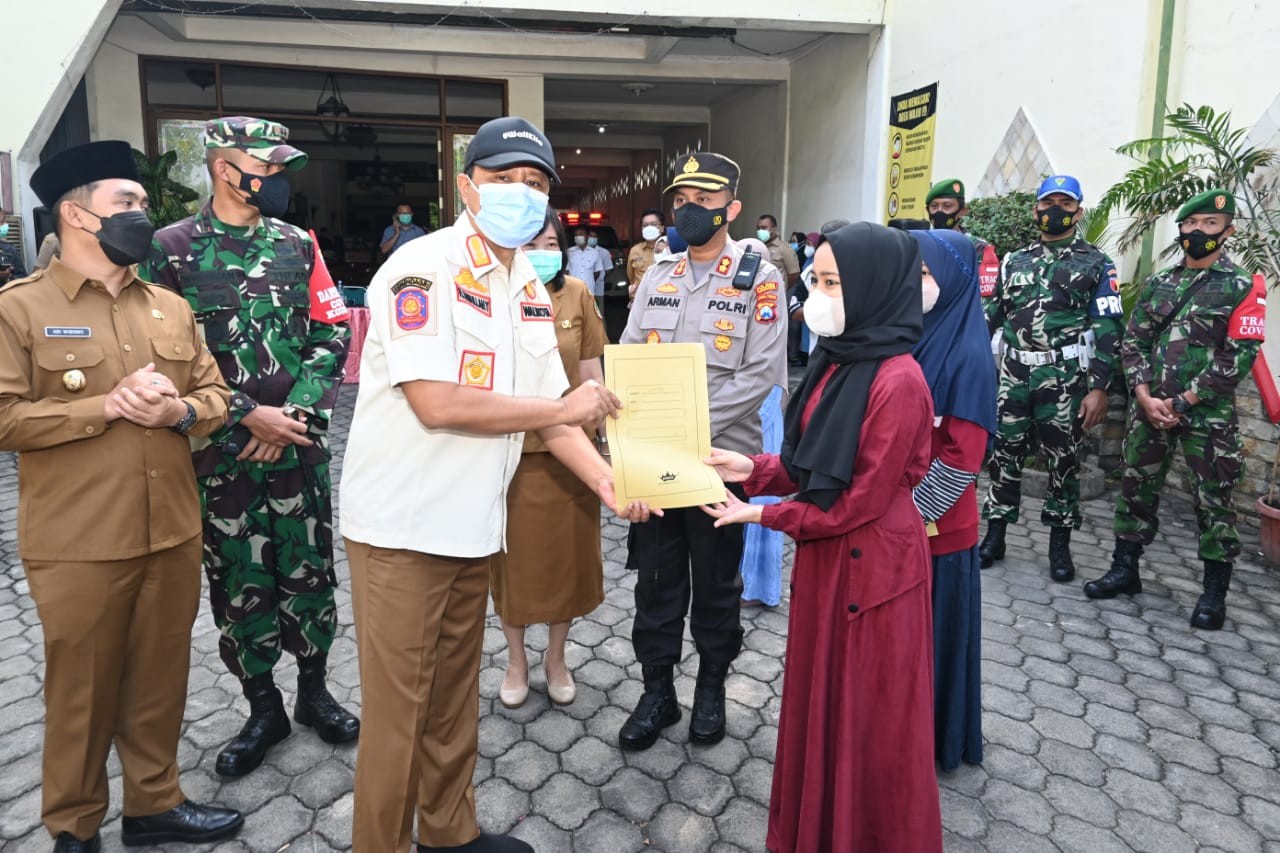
[1243,274,1279,423]
[308,230,350,324]
[979,243,999,299]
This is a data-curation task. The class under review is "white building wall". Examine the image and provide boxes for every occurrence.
[882,0,1155,222]
[710,83,788,240]
[784,35,872,233]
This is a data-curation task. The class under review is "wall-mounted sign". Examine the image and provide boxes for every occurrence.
[883,82,938,222]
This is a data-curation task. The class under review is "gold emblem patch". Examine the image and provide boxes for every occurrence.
[1214,194,1227,210]
[714,335,732,352]
[683,156,700,174]
[646,330,661,344]
[62,369,86,392]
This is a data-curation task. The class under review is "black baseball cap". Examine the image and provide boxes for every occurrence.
[464,117,559,183]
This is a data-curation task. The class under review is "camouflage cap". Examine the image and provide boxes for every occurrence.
[204,116,308,171]
[925,178,965,205]
[1176,188,1236,222]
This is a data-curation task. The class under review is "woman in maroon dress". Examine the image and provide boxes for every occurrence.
[705,222,943,853]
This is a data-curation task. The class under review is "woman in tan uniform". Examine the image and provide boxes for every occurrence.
[492,211,607,707]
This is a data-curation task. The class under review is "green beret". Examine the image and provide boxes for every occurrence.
[1176,188,1235,222]
[925,179,965,205]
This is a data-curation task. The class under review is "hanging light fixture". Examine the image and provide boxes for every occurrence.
[315,73,351,140]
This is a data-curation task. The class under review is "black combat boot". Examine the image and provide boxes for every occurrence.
[1190,560,1233,631]
[53,833,100,852]
[215,673,291,777]
[1048,527,1076,583]
[978,520,1007,568]
[294,655,360,743]
[1083,539,1143,599]
[618,664,681,751]
[689,660,730,745]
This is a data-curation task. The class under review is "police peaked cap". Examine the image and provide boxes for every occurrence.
[31,140,141,209]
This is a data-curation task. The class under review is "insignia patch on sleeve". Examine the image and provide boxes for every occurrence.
[392,275,433,295]
[391,285,437,338]
[459,349,495,390]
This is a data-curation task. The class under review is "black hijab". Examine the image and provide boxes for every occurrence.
[781,222,923,511]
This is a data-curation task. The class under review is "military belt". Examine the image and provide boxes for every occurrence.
[1007,344,1086,367]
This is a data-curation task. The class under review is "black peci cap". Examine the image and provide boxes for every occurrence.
[31,141,141,209]
[464,117,559,183]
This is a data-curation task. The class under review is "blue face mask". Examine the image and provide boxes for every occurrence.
[789,241,799,251]
[397,213,413,225]
[467,178,549,249]
[587,237,599,248]
[525,249,563,284]
[0,223,9,239]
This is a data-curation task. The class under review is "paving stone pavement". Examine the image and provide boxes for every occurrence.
[2,384,1280,852]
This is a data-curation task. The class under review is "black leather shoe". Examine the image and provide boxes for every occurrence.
[53,832,100,852]
[1083,539,1143,599]
[295,655,360,744]
[689,660,729,745]
[215,673,291,777]
[618,664,681,751]
[121,800,243,846]
[416,832,534,852]
[1048,526,1076,583]
[978,520,1007,568]
[1191,559,1233,630]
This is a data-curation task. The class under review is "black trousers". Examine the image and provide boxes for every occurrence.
[628,485,746,667]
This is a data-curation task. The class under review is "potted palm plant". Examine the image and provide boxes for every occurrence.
[132,148,200,228]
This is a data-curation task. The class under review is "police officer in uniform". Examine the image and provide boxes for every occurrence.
[1084,189,1261,630]
[138,117,358,777]
[340,117,649,853]
[619,153,788,750]
[0,141,240,851]
[980,175,1124,581]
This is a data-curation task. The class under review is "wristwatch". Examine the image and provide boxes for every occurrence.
[170,401,197,435]
[1172,395,1192,415]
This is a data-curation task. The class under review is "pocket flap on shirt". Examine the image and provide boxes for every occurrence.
[153,338,198,362]
[34,342,105,371]
[641,308,680,330]
[698,313,747,339]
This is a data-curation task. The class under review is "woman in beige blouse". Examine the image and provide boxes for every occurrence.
[491,211,607,707]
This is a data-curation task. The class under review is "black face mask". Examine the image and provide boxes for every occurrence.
[1181,228,1228,261]
[674,202,729,247]
[224,161,291,219]
[930,210,958,230]
[78,207,156,267]
[1036,205,1077,237]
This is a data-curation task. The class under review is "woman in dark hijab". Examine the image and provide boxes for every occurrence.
[909,228,998,771]
[705,222,943,853]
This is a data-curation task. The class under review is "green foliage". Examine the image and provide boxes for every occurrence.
[1095,104,1280,285]
[964,190,1040,257]
[132,149,200,229]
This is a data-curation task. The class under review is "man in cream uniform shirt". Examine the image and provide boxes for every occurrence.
[340,117,643,853]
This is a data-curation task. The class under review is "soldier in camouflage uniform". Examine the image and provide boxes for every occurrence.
[137,117,358,778]
[1084,189,1262,631]
[980,175,1125,582]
